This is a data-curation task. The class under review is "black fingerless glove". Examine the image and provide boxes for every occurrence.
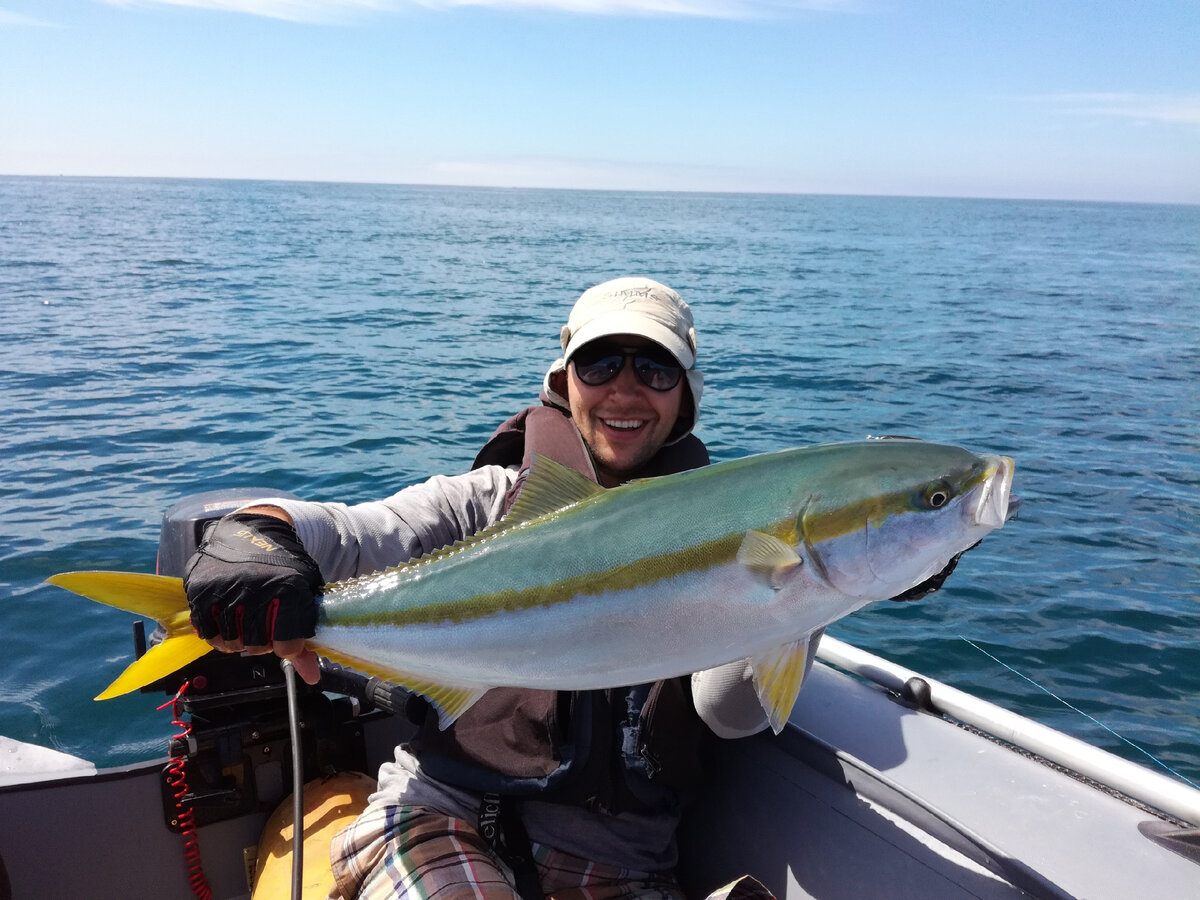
[184,512,324,645]
[888,541,980,602]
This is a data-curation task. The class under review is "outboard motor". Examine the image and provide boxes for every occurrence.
[156,488,300,579]
[137,489,377,833]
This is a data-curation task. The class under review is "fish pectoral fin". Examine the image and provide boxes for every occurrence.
[314,647,489,730]
[737,531,803,589]
[45,571,210,700]
[750,637,812,734]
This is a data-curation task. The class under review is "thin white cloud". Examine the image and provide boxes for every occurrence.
[1034,92,1200,127]
[425,0,855,15]
[101,0,857,22]
[0,7,57,25]
[101,0,388,22]
[425,155,755,191]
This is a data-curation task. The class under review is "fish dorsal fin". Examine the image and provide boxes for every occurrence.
[750,637,812,734]
[328,454,608,588]
[504,453,605,526]
[737,530,803,589]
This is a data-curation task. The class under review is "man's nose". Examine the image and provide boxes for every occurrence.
[607,361,644,394]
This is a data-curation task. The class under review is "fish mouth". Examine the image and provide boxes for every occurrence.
[973,456,1017,529]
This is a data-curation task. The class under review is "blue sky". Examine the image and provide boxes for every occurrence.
[1,1,1196,202]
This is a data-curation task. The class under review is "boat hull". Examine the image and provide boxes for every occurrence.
[2,644,1197,900]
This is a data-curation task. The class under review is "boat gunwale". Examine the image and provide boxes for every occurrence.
[814,634,1200,828]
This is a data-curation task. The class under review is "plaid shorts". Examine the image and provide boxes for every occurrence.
[328,804,773,900]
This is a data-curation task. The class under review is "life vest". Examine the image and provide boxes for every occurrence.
[409,403,711,816]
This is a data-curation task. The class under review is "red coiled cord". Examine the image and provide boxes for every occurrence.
[158,681,213,900]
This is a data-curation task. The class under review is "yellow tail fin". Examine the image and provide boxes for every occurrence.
[46,571,213,700]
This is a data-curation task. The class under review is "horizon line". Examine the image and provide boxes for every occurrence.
[2,171,1195,208]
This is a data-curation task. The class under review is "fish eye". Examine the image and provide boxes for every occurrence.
[922,483,953,509]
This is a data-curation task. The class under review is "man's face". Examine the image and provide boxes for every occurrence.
[566,335,684,487]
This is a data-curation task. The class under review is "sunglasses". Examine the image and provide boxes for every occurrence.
[571,342,685,392]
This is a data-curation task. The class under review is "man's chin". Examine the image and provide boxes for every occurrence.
[594,446,656,485]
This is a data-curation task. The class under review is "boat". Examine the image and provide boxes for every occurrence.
[2,491,1198,900]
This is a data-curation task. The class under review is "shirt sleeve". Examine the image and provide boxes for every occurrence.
[691,628,825,739]
[240,465,518,582]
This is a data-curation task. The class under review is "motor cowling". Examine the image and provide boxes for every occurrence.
[156,488,301,577]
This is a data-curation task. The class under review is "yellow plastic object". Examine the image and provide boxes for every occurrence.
[251,771,376,900]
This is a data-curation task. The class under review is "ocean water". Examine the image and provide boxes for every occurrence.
[2,177,1197,788]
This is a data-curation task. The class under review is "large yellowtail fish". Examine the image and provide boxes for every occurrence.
[48,440,1016,734]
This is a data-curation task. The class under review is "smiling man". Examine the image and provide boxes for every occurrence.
[542,277,707,485]
[184,277,778,900]
[564,336,685,484]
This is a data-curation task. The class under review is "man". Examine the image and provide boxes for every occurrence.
[185,277,784,899]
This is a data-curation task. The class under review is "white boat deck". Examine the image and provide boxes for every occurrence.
[679,650,1200,900]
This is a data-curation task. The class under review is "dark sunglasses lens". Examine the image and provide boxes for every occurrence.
[571,344,684,391]
[633,356,683,391]
[574,354,624,386]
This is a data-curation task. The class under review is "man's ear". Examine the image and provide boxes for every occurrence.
[549,367,569,400]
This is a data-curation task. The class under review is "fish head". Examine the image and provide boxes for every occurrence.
[796,440,1016,601]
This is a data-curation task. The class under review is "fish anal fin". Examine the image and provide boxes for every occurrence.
[504,453,605,526]
[750,637,812,734]
[415,682,490,731]
[315,646,489,730]
[737,531,802,589]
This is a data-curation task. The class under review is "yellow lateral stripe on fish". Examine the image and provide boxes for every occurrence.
[326,530,750,628]
[799,458,1005,545]
[49,441,1017,733]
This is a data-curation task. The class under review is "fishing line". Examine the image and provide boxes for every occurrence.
[959,635,1199,790]
[281,658,305,900]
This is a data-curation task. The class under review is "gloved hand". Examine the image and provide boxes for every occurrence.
[888,541,980,602]
[184,512,323,647]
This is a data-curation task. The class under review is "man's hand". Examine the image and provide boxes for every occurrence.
[184,510,323,683]
[888,541,980,603]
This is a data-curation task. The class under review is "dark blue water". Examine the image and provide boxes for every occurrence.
[2,177,1197,787]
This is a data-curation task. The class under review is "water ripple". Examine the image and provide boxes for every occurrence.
[1,177,1198,781]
